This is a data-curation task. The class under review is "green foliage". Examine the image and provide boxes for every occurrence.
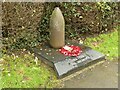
[2,2,119,50]
[84,29,118,60]
[38,3,56,42]
[39,2,118,41]
[4,30,39,50]
[2,2,44,50]
[96,2,118,32]
[1,52,59,88]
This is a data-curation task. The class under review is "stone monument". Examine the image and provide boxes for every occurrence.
[30,7,105,78]
[49,7,65,48]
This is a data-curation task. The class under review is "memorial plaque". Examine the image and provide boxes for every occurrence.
[30,41,105,78]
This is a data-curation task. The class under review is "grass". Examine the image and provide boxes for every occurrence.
[1,28,118,88]
[84,29,118,60]
[1,51,59,88]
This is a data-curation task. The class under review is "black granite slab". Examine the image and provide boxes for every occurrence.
[29,41,105,78]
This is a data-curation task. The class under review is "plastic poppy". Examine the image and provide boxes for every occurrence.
[59,45,82,56]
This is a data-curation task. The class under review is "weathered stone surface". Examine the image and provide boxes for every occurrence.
[49,7,65,48]
[30,41,105,78]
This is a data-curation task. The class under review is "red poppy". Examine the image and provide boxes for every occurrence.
[59,45,82,56]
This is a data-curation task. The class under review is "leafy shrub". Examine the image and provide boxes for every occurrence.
[2,2,44,50]
[39,2,119,40]
[2,2,119,50]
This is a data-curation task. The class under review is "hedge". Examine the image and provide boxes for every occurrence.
[2,2,119,50]
[2,2,44,50]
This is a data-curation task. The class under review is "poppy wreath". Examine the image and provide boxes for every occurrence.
[59,45,82,56]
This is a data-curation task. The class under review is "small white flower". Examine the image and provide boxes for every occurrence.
[79,40,83,44]
[35,57,38,61]
[16,56,18,58]
[105,24,107,26]
[105,29,108,31]
[106,54,109,56]
[12,53,15,56]
[32,53,34,56]
[79,16,83,19]
[12,53,16,59]
[22,80,25,83]
[28,51,31,54]
[0,58,4,61]
[33,10,36,13]
[34,57,38,65]
[22,26,25,29]
[23,49,26,51]
[8,73,11,76]
[1,68,4,71]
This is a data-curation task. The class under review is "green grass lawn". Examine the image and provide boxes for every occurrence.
[1,52,59,88]
[84,29,118,60]
[1,29,118,88]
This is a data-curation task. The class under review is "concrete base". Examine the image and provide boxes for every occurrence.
[30,41,105,78]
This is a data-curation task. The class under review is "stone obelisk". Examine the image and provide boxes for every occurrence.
[49,7,65,48]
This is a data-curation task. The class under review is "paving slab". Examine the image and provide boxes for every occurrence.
[63,60,118,88]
